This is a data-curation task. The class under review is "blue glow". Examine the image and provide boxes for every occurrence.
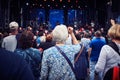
[30,9,45,24]
[49,9,64,29]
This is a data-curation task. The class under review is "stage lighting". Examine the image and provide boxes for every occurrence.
[40,4,42,7]
[48,5,50,7]
[78,6,80,8]
[26,3,29,6]
[63,5,66,8]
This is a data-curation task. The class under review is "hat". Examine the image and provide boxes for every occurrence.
[9,21,19,29]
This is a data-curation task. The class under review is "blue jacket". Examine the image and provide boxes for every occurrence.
[0,48,34,80]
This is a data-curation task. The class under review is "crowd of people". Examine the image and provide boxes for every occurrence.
[0,19,120,80]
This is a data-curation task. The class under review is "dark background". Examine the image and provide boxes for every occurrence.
[0,0,120,31]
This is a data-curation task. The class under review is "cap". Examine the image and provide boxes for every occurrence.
[9,21,19,29]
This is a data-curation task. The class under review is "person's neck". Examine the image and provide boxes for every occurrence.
[56,42,64,46]
[11,32,17,35]
[112,39,120,44]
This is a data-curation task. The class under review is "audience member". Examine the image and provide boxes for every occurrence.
[36,30,45,47]
[0,48,34,80]
[81,31,91,75]
[74,31,89,80]
[38,32,55,51]
[88,30,106,80]
[15,30,41,80]
[40,24,81,80]
[16,27,23,49]
[95,24,120,79]
[2,21,18,52]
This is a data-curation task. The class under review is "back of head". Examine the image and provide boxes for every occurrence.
[84,32,91,38]
[52,24,68,43]
[9,21,19,32]
[46,33,52,42]
[19,30,34,49]
[27,26,33,32]
[95,30,101,37]
[108,24,120,40]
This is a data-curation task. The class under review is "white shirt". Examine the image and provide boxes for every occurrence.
[2,35,17,52]
[95,44,120,77]
[65,34,72,45]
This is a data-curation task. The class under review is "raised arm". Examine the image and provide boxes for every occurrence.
[68,27,79,45]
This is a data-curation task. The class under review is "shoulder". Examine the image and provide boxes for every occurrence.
[0,48,34,80]
[100,45,119,57]
[3,36,9,41]
[15,49,24,52]
[102,45,114,51]
[3,35,16,41]
[43,46,57,55]
[26,48,41,58]
[43,44,81,56]
[101,45,113,52]
[28,48,41,53]
[0,48,25,64]
[15,49,26,56]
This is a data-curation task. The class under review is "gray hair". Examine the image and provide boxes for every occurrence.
[52,24,68,43]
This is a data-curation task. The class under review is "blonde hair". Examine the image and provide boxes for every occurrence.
[108,24,120,40]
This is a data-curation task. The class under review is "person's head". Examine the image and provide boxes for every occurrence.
[19,30,34,49]
[18,27,23,33]
[27,26,32,32]
[9,21,19,34]
[52,24,68,44]
[38,30,44,36]
[95,30,101,37]
[84,31,91,38]
[46,33,53,42]
[108,24,120,40]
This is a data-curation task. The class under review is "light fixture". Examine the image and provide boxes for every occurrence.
[48,5,50,7]
[63,5,66,8]
[40,4,42,7]
[78,6,80,8]
[26,3,29,6]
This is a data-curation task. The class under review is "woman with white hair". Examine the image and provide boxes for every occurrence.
[40,24,81,80]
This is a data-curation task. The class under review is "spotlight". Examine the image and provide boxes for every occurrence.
[56,4,58,7]
[48,5,50,7]
[85,5,87,8]
[68,0,70,2]
[26,3,29,6]
[60,0,62,2]
[71,6,73,8]
[40,4,42,7]
[78,6,80,8]
[63,5,65,8]
[33,4,35,6]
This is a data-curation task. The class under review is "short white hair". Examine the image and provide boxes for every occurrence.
[52,24,68,43]
[9,21,19,29]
